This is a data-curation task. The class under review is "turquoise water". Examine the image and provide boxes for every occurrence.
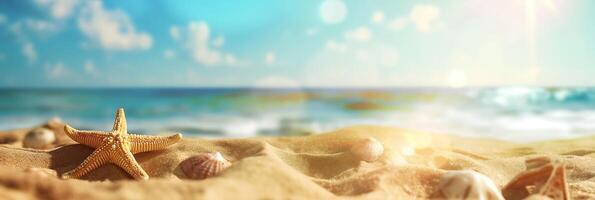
[1,87,595,141]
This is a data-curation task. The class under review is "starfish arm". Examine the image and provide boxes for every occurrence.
[64,125,109,148]
[62,143,111,179]
[112,146,149,180]
[112,108,127,133]
[129,133,182,154]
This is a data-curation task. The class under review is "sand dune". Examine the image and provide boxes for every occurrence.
[0,123,594,199]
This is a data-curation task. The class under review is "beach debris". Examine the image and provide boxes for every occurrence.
[61,108,182,180]
[23,127,56,149]
[502,163,570,200]
[350,137,384,162]
[181,152,231,180]
[437,170,505,200]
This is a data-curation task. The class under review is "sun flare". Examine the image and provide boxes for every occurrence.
[525,0,557,83]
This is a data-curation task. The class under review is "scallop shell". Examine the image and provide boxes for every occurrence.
[23,127,56,149]
[350,137,384,162]
[438,170,505,200]
[181,152,231,180]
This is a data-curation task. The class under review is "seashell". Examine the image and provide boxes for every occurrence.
[47,117,64,129]
[503,163,570,200]
[438,170,505,200]
[23,127,56,149]
[350,137,384,162]
[181,152,231,180]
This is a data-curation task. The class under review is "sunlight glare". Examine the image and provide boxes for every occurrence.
[447,69,467,88]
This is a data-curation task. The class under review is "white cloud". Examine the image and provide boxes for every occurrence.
[265,51,276,65]
[355,45,399,68]
[24,19,60,33]
[325,40,347,52]
[187,22,220,65]
[22,42,37,63]
[35,0,80,19]
[213,36,224,48]
[409,4,440,32]
[84,60,96,74]
[305,28,318,36]
[306,42,399,87]
[0,13,6,24]
[8,18,61,38]
[254,76,301,88]
[319,0,347,24]
[163,49,175,59]
[45,62,68,79]
[344,26,372,42]
[225,54,236,65]
[371,11,385,24]
[388,17,408,30]
[78,1,152,50]
[176,21,237,66]
[169,26,180,41]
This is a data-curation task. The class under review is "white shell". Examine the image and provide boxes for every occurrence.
[350,137,384,162]
[23,127,56,149]
[181,152,231,180]
[438,170,505,200]
[47,117,64,129]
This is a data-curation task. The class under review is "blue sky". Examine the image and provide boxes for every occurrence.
[0,0,594,87]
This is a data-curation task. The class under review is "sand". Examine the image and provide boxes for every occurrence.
[0,121,594,200]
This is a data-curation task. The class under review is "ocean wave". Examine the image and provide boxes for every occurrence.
[468,87,595,109]
[1,88,595,141]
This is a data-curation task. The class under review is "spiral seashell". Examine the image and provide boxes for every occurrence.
[23,127,56,149]
[438,170,505,200]
[350,137,384,162]
[181,152,231,180]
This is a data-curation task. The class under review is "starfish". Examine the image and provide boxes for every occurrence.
[62,108,182,180]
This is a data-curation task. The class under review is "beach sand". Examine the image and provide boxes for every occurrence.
[0,121,594,200]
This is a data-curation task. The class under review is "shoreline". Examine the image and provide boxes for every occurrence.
[0,121,594,199]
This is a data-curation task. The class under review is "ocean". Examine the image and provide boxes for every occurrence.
[1,87,594,141]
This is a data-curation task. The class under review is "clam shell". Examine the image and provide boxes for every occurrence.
[181,152,231,180]
[23,127,56,149]
[438,170,504,200]
[350,137,384,162]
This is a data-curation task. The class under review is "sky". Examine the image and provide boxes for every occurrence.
[0,0,594,88]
